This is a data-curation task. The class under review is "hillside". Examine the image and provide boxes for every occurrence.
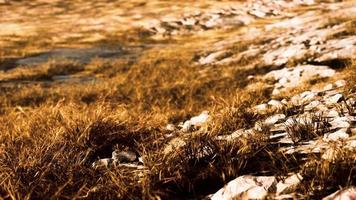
[0,0,355,199]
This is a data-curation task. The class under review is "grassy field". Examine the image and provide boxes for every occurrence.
[0,0,355,199]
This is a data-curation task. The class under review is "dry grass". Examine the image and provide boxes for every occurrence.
[0,1,356,199]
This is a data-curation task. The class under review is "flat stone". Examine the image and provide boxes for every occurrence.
[268,100,284,109]
[112,150,137,163]
[329,117,351,129]
[305,100,321,111]
[324,109,340,118]
[216,129,248,141]
[325,94,343,105]
[265,114,286,125]
[323,83,334,91]
[211,175,277,200]
[255,103,268,113]
[166,124,176,131]
[276,173,303,195]
[182,111,209,132]
[322,187,356,200]
[334,80,346,88]
[323,129,349,142]
[92,158,112,169]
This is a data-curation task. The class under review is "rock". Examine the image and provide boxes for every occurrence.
[324,109,340,118]
[199,51,225,65]
[216,129,248,141]
[211,175,277,200]
[112,150,138,163]
[322,187,356,200]
[268,100,284,109]
[334,80,346,88]
[329,117,351,129]
[182,111,209,132]
[305,100,321,111]
[92,158,112,169]
[265,65,335,95]
[265,114,286,125]
[255,103,269,113]
[323,129,349,142]
[276,173,303,195]
[351,128,356,135]
[299,91,316,104]
[166,124,176,131]
[323,83,334,91]
[247,75,255,80]
[326,94,344,105]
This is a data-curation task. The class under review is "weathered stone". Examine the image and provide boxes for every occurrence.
[112,150,137,163]
[268,99,284,109]
[305,100,321,111]
[325,94,343,105]
[329,117,350,129]
[255,103,268,113]
[276,173,303,195]
[324,109,339,118]
[92,158,112,169]
[166,124,176,131]
[211,175,277,200]
[334,80,346,88]
[323,83,334,91]
[323,129,349,142]
[322,187,356,200]
[265,114,286,125]
[182,111,209,132]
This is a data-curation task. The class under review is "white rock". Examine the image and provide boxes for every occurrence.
[199,51,225,65]
[166,124,176,131]
[255,103,268,113]
[334,80,346,88]
[92,158,112,169]
[325,109,340,118]
[182,111,209,132]
[326,94,343,105]
[323,83,334,91]
[268,100,284,109]
[305,100,321,111]
[323,129,349,142]
[211,175,277,200]
[329,117,351,129]
[276,173,303,195]
[112,150,137,163]
[300,91,316,103]
[265,114,286,125]
[322,187,356,200]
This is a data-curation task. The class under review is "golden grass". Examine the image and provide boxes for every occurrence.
[0,1,355,199]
